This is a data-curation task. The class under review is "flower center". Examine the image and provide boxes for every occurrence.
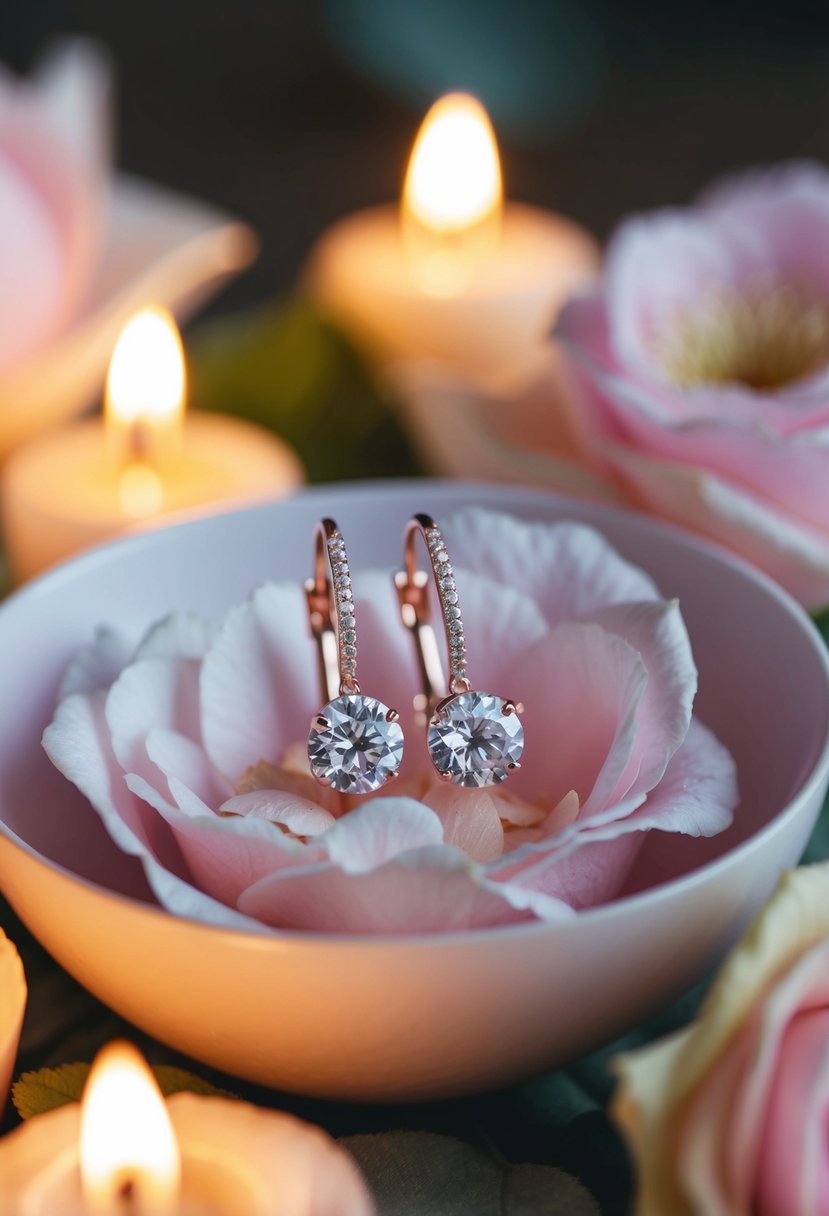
[660,281,829,391]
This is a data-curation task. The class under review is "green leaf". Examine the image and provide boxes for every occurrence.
[341,1131,600,1216]
[13,1063,236,1119]
[189,296,421,484]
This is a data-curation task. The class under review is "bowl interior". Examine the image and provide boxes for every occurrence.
[0,480,827,905]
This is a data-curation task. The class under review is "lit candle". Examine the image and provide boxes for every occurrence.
[0,1041,374,1216]
[306,92,599,380]
[1,308,304,583]
[0,929,25,1120]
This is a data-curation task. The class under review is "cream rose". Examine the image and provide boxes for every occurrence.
[613,862,829,1215]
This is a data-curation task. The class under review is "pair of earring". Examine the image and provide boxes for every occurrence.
[304,513,525,796]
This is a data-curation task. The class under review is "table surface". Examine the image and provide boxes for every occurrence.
[1,8,828,1209]
[3,799,826,1215]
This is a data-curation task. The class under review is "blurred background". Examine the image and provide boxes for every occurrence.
[4,0,828,317]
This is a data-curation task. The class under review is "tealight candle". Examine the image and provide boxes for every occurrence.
[1,308,304,583]
[0,1041,374,1216]
[0,929,25,1119]
[306,92,599,381]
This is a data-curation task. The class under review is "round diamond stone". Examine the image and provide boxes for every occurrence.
[428,691,524,788]
[308,694,404,794]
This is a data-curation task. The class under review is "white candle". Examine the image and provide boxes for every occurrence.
[0,1042,374,1216]
[1,309,304,583]
[306,92,599,381]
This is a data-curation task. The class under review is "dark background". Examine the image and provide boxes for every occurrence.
[4,0,829,316]
[2,10,829,1209]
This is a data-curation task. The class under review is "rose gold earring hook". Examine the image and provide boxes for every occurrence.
[395,512,472,727]
[305,518,360,705]
[396,513,526,786]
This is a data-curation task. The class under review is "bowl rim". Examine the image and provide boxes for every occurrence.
[3,477,829,950]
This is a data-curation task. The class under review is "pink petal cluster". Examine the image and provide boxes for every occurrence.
[613,862,829,1216]
[0,40,109,374]
[43,509,737,935]
[557,162,829,609]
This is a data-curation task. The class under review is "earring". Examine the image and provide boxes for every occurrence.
[305,519,404,794]
[395,513,524,788]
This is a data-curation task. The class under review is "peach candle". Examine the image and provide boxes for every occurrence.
[0,1042,373,1216]
[307,92,599,380]
[1,308,304,583]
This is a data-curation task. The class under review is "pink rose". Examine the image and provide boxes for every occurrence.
[43,508,737,934]
[0,40,256,455]
[557,162,829,609]
[0,40,108,374]
[613,862,829,1216]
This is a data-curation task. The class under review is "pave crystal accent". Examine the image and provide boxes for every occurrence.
[423,524,469,688]
[308,694,404,794]
[327,530,359,690]
[428,691,524,787]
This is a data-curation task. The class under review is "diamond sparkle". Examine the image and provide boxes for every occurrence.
[308,694,404,794]
[427,691,524,787]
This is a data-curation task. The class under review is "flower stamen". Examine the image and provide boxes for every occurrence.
[661,281,829,391]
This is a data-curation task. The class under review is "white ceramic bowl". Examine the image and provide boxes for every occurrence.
[0,481,827,1101]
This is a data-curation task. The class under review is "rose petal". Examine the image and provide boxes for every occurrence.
[237,845,544,934]
[200,583,316,784]
[604,441,829,609]
[323,799,445,872]
[42,692,181,868]
[583,599,697,801]
[612,864,829,1216]
[452,569,548,691]
[0,41,109,371]
[220,789,335,835]
[125,772,305,909]
[443,507,660,625]
[510,622,647,814]
[604,207,772,381]
[105,656,202,795]
[421,783,506,863]
[145,726,227,808]
[755,1006,829,1216]
[58,625,131,700]
[135,611,216,662]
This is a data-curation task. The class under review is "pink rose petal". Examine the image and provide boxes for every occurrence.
[200,583,316,784]
[58,626,131,700]
[755,1006,829,1216]
[135,611,216,662]
[238,846,536,935]
[126,772,304,909]
[323,800,445,872]
[43,693,180,868]
[105,656,202,795]
[584,600,697,802]
[444,507,660,624]
[145,726,227,809]
[511,622,647,813]
[421,783,506,863]
[220,789,335,835]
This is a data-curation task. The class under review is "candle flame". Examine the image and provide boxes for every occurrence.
[402,93,503,295]
[106,307,186,429]
[106,307,185,515]
[80,1041,181,1215]
[404,93,502,233]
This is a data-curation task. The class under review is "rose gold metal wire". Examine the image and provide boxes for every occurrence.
[305,518,360,703]
[395,513,472,725]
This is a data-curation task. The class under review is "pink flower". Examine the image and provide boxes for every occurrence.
[557,162,829,609]
[0,40,255,456]
[0,40,108,375]
[43,509,737,935]
[612,862,829,1216]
